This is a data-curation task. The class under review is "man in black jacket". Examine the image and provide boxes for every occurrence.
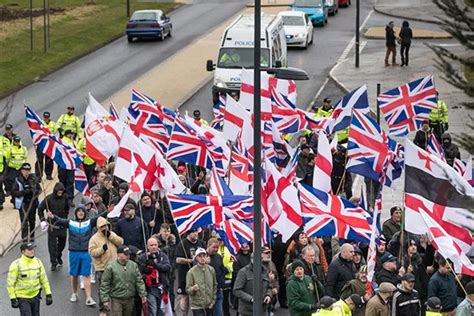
[413,120,431,150]
[326,243,357,299]
[38,182,69,270]
[385,21,397,66]
[115,203,149,251]
[137,237,171,316]
[441,133,460,166]
[207,237,227,316]
[12,163,41,242]
[391,273,420,316]
[376,252,404,286]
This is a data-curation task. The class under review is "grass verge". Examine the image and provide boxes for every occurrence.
[0,0,180,97]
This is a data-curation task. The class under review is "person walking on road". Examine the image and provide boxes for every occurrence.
[100,245,148,316]
[89,216,124,312]
[399,20,413,67]
[5,135,28,195]
[48,204,105,306]
[429,92,449,143]
[385,21,397,66]
[11,163,41,242]
[7,242,53,315]
[186,247,217,316]
[37,182,69,271]
[35,111,57,180]
[57,105,82,138]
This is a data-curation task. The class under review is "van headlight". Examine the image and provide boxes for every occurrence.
[214,78,227,89]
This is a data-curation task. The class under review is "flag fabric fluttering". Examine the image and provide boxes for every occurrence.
[74,164,91,197]
[313,130,333,193]
[216,219,254,255]
[378,75,437,137]
[25,105,83,170]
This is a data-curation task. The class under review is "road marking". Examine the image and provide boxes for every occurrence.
[307,9,374,109]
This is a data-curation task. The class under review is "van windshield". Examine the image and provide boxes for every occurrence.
[281,15,306,26]
[217,48,270,69]
[294,0,323,7]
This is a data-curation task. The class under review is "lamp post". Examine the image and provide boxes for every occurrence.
[355,0,360,67]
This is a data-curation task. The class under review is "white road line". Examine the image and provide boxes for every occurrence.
[307,9,374,109]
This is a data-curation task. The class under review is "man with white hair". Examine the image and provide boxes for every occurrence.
[326,243,357,299]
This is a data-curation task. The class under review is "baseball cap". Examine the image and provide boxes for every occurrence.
[323,97,331,103]
[466,281,474,295]
[358,265,368,273]
[194,247,207,258]
[378,282,396,293]
[43,111,51,118]
[426,297,442,310]
[13,135,21,142]
[21,162,32,170]
[349,294,364,308]
[5,124,13,130]
[20,242,36,251]
[193,110,201,117]
[117,245,130,255]
[354,246,363,255]
[401,273,416,282]
[380,252,397,264]
[67,106,75,110]
[124,203,135,211]
[319,296,336,309]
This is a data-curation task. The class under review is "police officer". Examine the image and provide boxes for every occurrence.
[5,136,28,195]
[193,109,209,126]
[7,242,52,315]
[429,92,449,143]
[76,137,96,187]
[12,163,41,242]
[1,123,16,147]
[0,132,8,210]
[314,98,333,118]
[35,111,57,180]
[58,130,76,206]
[57,106,82,138]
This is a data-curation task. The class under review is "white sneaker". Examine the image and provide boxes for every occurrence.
[90,275,96,284]
[85,297,97,306]
[70,293,78,302]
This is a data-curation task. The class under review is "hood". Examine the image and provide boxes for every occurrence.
[81,196,94,206]
[283,25,307,35]
[74,205,88,221]
[53,182,65,196]
[96,216,111,230]
[441,133,451,143]
[396,283,413,294]
[386,25,393,32]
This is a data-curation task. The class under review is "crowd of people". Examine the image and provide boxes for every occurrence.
[4,96,473,316]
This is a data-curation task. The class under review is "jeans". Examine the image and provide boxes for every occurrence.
[19,203,37,241]
[192,308,213,316]
[18,294,41,316]
[385,46,396,64]
[148,289,163,316]
[212,288,223,316]
[175,294,189,316]
[400,43,410,65]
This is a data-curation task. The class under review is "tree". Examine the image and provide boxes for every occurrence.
[427,0,474,154]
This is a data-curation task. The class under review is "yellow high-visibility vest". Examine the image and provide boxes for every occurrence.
[57,113,82,135]
[429,100,448,124]
[43,120,58,135]
[8,145,27,170]
[7,255,52,299]
[77,138,95,166]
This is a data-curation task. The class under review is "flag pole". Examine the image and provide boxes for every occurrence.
[447,260,469,297]
[34,148,54,232]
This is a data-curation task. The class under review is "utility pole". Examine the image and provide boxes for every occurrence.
[127,0,130,17]
[30,0,33,51]
[43,0,47,52]
[253,0,263,314]
[355,0,360,67]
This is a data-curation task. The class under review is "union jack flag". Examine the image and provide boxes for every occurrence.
[347,110,402,187]
[131,89,176,133]
[271,91,307,134]
[74,164,90,197]
[167,194,253,235]
[216,219,254,255]
[299,183,372,243]
[210,167,233,196]
[211,95,225,130]
[25,105,82,170]
[109,101,120,120]
[378,75,437,137]
[427,133,445,161]
[167,117,225,172]
[453,158,473,186]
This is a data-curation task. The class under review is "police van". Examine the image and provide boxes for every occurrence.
[206,14,288,104]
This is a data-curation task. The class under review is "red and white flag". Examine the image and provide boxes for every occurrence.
[366,198,380,294]
[154,151,186,194]
[313,130,333,193]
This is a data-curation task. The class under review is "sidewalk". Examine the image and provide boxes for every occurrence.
[331,11,473,217]
[374,0,444,24]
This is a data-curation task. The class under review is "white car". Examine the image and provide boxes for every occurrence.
[278,11,314,49]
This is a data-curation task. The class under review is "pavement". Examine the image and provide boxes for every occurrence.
[374,0,445,24]
[364,26,451,39]
[331,2,473,214]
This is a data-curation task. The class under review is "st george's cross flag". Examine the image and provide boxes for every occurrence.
[404,139,474,254]
[313,130,333,193]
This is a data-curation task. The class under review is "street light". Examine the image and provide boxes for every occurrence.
[253,4,309,315]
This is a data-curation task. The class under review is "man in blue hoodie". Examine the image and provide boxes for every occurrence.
[48,204,106,307]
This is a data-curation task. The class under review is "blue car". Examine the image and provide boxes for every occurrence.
[291,0,328,27]
[126,10,172,43]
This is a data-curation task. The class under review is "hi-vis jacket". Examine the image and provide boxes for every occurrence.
[7,255,51,299]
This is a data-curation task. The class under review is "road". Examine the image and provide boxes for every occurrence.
[0,1,378,314]
[0,0,248,148]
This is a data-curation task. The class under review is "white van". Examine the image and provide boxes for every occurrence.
[206,14,288,104]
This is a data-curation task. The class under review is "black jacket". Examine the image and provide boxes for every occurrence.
[386,25,396,47]
[12,173,41,207]
[413,130,430,150]
[402,253,431,300]
[375,268,400,286]
[139,204,160,236]
[115,216,149,250]
[137,250,171,291]
[326,255,357,299]
[392,284,420,316]
[37,182,68,221]
[209,252,226,290]
[399,26,413,45]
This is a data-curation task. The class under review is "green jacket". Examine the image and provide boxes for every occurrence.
[186,264,217,309]
[100,259,146,302]
[287,274,317,316]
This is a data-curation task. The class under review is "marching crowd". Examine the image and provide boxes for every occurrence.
[4,96,473,316]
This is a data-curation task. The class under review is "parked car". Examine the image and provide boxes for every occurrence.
[326,0,339,15]
[126,10,172,43]
[278,11,314,49]
[290,0,328,27]
[338,0,351,8]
